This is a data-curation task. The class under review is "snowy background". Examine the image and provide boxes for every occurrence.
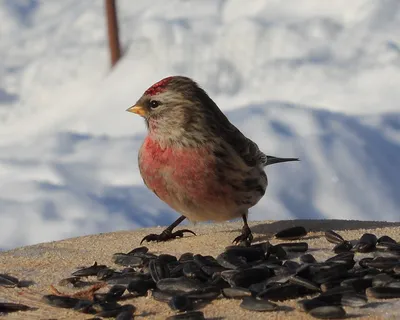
[0,0,399,250]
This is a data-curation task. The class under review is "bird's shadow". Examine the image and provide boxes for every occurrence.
[229,219,400,243]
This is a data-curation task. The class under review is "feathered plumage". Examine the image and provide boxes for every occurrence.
[127,76,299,245]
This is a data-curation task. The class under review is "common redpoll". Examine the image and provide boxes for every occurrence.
[127,76,298,245]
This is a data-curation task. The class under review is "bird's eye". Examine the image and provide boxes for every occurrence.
[149,100,160,109]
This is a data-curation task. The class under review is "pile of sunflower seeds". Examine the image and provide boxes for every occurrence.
[0,274,35,315]
[2,226,400,319]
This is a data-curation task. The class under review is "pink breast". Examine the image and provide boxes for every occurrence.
[139,137,229,203]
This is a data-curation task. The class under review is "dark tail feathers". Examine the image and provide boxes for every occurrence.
[266,156,299,166]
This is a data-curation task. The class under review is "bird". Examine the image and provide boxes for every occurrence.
[126,76,299,245]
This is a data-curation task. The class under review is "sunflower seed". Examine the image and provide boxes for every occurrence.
[73,299,94,313]
[376,242,400,253]
[312,265,350,284]
[308,306,346,319]
[333,241,353,253]
[320,286,355,297]
[395,265,400,274]
[149,258,170,282]
[320,281,341,292]
[152,289,174,302]
[359,257,374,268]
[364,257,400,270]
[229,267,271,288]
[182,262,208,281]
[283,260,301,272]
[127,246,149,255]
[58,277,87,288]
[297,298,330,312]
[104,284,126,301]
[354,233,378,253]
[258,283,313,301]
[97,268,115,280]
[127,279,155,296]
[168,295,193,312]
[372,273,394,287]
[387,281,400,288]
[216,252,248,269]
[275,226,307,240]
[240,296,278,311]
[377,236,397,244]
[271,244,287,259]
[366,286,400,299]
[113,253,144,267]
[71,261,109,277]
[325,230,345,245]
[96,304,135,318]
[186,286,221,300]
[157,277,207,294]
[0,302,33,313]
[341,278,372,293]
[275,242,308,253]
[179,252,194,263]
[0,274,19,288]
[115,308,135,320]
[326,252,355,264]
[300,254,317,264]
[42,295,82,309]
[340,293,368,307]
[289,275,321,292]
[255,241,273,258]
[222,287,252,299]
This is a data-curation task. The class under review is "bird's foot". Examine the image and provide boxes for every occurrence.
[232,225,253,246]
[140,228,196,244]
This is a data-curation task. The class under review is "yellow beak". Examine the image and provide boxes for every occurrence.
[126,105,147,116]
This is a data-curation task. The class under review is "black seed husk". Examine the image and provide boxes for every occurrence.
[275,242,309,253]
[42,295,82,309]
[168,295,193,312]
[72,262,108,277]
[275,226,307,240]
[324,230,345,245]
[222,287,252,299]
[308,305,346,319]
[366,287,400,299]
[240,296,278,312]
[0,302,32,313]
[113,253,144,267]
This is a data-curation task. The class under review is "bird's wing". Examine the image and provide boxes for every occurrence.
[222,123,268,167]
[202,95,267,167]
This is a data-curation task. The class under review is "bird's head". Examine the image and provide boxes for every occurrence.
[127,76,223,146]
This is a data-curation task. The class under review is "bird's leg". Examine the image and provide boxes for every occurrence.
[140,215,196,244]
[232,214,253,246]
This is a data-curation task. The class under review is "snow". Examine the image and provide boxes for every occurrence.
[0,0,399,250]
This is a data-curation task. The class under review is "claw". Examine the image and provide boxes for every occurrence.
[140,234,160,245]
[140,228,196,244]
[173,229,197,237]
[232,228,253,246]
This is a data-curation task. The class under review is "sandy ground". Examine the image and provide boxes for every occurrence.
[1,219,400,319]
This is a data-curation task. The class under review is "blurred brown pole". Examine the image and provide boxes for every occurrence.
[105,0,121,67]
